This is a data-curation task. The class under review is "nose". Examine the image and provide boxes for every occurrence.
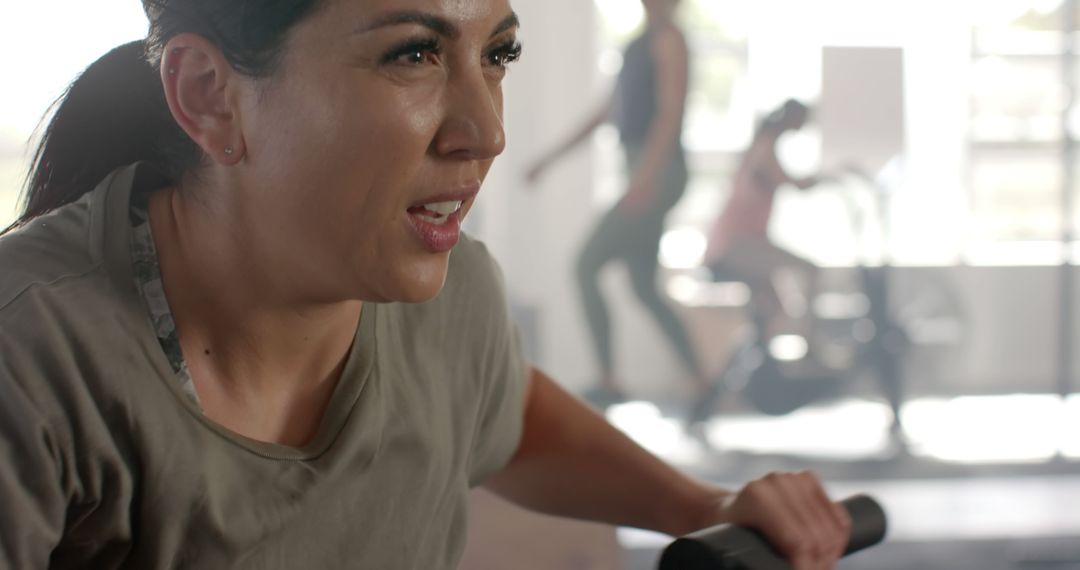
[433,71,506,161]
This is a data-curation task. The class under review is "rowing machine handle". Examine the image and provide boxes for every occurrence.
[658,494,887,570]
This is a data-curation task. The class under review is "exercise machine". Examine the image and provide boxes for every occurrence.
[659,494,887,570]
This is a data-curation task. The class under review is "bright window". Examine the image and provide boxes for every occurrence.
[593,0,1080,268]
[0,4,148,226]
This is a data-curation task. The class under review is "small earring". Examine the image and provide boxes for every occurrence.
[167,68,176,75]
[224,146,235,156]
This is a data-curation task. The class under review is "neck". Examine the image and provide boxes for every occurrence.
[147,186,362,397]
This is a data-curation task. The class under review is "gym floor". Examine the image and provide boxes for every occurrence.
[609,395,1080,570]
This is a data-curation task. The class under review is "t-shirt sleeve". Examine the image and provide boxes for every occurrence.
[0,365,66,567]
[461,240,531,487]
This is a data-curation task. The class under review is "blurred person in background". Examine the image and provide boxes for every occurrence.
[705,99,827,352]
[526,0,709,409]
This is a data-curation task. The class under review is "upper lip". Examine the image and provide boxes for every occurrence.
[409,181,481,209]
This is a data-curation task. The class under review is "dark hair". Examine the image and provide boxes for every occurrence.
[11,0,322,229]
[757,99,809,136]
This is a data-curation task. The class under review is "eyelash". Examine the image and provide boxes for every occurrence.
[382,37,442,66]
[380,37,523,70]
[485,40,523,68]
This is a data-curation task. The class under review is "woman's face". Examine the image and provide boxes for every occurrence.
[234,0,518,303]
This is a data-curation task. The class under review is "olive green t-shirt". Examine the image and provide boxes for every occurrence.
[0,164,529,569]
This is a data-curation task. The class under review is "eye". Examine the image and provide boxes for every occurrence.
[484,40,523,69]
[382,38,442,66]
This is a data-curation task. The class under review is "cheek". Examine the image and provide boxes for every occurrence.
[243,73,450,280]
[326,86,443,178]
[305,100,444,254]
[399,93,444,146]
[256,87,441,207]
[254,74,444,174]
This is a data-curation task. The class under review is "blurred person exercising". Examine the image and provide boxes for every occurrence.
[526,0,708,406]
[705,99,826,345]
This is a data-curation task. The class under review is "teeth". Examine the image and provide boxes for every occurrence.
[415,213,450,226]
[424,200,462,216]
[411,200,462,225]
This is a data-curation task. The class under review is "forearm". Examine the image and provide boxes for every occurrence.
[485,367,727,536]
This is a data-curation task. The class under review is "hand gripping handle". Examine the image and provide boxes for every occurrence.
[658,494,887,570]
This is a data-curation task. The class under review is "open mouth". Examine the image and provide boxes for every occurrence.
[407,200,464,225]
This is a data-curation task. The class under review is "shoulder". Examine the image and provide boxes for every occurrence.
[0,225,130,385]
[0,167,142,390]
[0,196,100,313]
[0,258,129,449]
[0,164,140,313]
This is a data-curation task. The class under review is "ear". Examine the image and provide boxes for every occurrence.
[160,33,247,165]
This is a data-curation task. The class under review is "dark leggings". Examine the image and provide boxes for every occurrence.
[575,145,703,379]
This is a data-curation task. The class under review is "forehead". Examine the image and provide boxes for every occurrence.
[320,0,515,27]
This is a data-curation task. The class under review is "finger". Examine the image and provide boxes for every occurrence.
[799,472,851,558]
[787,472,849,568]
[736,474,817,570]
[771,474,830,570]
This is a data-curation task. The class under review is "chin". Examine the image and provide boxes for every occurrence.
[396,284,445,304]
[390,259,450,303]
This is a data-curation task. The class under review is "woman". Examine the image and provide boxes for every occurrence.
[0,1,850,568]
[705,99,824,342]
[526,0,708,407]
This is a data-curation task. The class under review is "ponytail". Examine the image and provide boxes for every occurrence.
[14,41,194,228]
[9,0,325,231]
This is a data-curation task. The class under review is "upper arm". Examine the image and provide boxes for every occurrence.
[459,241,531,487]
[0,365,66,567]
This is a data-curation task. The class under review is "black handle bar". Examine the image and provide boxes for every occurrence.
[658,494,887,570]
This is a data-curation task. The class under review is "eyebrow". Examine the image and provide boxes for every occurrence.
[491,13,520,37]
[354,10,519,40]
